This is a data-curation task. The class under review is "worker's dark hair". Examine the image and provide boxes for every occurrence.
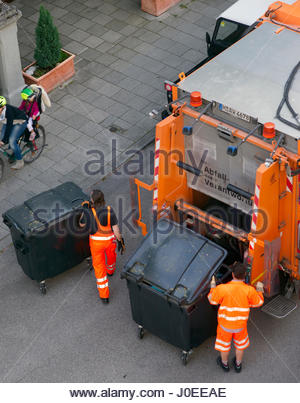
[232,262,246,279]
[91,189,105,208]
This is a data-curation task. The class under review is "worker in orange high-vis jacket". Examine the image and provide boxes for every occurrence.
[79,189,125,304]
[208,262,264,373]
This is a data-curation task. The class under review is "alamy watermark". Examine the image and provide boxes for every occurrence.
[14,139,269,243]
[27,199,269,243]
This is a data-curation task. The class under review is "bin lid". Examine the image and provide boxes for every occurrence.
[2,182,87,235]
[122,219,227,305]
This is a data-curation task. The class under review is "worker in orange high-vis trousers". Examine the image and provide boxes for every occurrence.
[208,262,264,373]
[79,189,125,304]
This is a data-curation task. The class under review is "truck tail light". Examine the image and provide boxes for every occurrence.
[164,82,173,92]
[164,80,178,102]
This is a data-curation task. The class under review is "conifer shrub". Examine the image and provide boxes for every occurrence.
[34,5,62,70]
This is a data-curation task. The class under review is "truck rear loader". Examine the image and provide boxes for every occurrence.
[133,0,300,319]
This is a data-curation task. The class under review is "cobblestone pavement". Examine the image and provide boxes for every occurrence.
[1,1,300,384]
[0,0,235,245]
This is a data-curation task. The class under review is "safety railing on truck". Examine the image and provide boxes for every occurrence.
[130,177,154,236]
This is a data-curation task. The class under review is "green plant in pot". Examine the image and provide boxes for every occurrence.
[33,5,68,78]
[22,5,75,92]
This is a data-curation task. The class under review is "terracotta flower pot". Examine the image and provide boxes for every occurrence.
[141,0,181,16]
[22,49,75,93]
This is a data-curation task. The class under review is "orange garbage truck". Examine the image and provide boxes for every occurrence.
[132,1,300,318]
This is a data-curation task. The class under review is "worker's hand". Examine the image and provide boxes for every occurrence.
[210,275,216,289]
[256,281,264,293]
[81,200,91,209]
[117,237,125,255]
[0,141,4,147]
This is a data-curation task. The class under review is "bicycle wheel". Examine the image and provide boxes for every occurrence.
[21,125,46,164]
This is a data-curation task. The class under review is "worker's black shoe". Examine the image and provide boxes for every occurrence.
[232,357,242,373]
[217,356,230,372]
[101,298,109,304]
[107,272,114,277]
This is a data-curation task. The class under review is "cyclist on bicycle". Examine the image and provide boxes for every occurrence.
[0,95,27,170]
[19,86,40,142]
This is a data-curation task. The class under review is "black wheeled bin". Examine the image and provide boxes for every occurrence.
[121,219,228,365]
[2,182,90,294]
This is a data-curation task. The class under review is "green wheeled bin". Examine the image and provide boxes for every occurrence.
[2,182,90,294]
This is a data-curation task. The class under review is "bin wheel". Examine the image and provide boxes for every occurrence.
[181,351,189,366]
[138,327,144,339]
[181,352,188,366]
[40,282,47,295]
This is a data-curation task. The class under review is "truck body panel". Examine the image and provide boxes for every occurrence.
[184,113,267,214]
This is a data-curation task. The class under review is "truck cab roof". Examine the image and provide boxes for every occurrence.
[219,0,296,26]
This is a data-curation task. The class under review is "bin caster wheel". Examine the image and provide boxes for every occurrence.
[181,352,188,366]
[181,350,192,366]
[40,281,47,295]
[138,327,144,339]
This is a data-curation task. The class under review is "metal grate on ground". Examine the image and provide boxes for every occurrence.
[261,295,298,319]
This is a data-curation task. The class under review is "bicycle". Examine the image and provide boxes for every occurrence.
[0,123,46,182]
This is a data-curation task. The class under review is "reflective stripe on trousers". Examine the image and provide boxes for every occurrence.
[89,236,117,299]
[215,325,250,352]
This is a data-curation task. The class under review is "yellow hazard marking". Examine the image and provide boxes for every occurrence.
[251,271,265,285]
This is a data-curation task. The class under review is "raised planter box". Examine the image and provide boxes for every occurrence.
[22,49,75,93]
[141,0,181,16]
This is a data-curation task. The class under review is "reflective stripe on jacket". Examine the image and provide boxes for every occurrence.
[208,280,264,330]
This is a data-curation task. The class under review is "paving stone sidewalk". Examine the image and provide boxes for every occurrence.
[0,0,235,246]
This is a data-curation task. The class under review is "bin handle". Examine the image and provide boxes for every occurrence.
[14,240,28,254]
[165,284,188,305]
[14,240,29,255]
[70,197,83,211]
[166,294,187,305]
[3,217,12,229]
[3,218,23,233]
[71,197,86,204]
[122,271,144,284]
